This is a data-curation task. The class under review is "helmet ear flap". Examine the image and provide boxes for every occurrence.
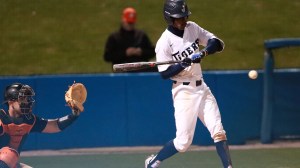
[164,13,174,25]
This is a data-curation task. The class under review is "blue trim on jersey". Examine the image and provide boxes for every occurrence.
[167,26,184,38]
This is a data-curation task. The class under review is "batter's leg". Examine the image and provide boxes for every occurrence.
[145,140,178,168]
[146,84,199,168]
[198,87,232,168]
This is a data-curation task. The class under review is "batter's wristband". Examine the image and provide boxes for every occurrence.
[57,114,78,130]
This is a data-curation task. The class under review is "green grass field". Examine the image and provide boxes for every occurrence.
[20,147,300,168]
[0,0,300,75]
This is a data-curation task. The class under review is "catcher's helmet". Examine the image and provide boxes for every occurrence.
[3,83,35,115]
[163,0,191,25]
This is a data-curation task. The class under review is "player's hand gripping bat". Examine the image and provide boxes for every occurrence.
[113,60,181,72]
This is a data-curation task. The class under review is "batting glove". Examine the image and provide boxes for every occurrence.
[191,50,207,63]
[180,57,192,68]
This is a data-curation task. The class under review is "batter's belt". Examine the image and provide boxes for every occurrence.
[173,80,202,86]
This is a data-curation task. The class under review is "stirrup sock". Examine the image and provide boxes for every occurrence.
[215,140,233,168]
[149,140,178,165]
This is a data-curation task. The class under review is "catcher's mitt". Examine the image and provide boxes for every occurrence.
[65,82,87,115]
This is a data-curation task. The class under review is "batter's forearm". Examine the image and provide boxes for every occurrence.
[203,38,224,55]
[160,64,185,79]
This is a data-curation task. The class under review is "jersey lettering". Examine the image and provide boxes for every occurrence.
[182,51,188,58]
[186,47,193,55]
[172,39,200,60]
[172,51,181,61]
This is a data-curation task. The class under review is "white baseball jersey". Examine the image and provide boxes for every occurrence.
[156,21,222,82]
[155,21,226,152]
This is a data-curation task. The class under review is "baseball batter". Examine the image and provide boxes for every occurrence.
[145,0,233,168]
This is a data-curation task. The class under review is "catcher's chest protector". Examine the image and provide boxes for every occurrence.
[1,118,35,150]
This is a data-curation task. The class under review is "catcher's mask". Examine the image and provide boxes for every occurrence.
[163,0,191,25]
[3,83,35,115]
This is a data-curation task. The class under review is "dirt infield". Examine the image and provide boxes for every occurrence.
[21,140,300,157]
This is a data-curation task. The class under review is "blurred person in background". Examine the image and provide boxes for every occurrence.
[103,7,157,72]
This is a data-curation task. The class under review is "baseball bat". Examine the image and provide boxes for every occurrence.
[113,60,181,72]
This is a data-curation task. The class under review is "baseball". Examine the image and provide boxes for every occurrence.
[248,70,258,79]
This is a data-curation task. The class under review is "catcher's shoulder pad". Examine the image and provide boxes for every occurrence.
[65,82,87,112]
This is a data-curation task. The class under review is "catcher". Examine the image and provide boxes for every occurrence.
[0,82,87,168]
